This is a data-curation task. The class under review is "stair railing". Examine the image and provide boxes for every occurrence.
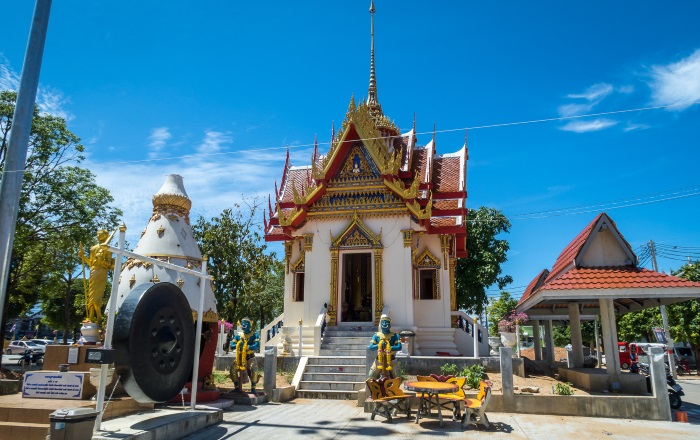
[259,313,285,354]
[314,304,328,356]
[451,310,485,358]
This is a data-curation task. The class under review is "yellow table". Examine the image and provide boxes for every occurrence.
[404,380,458,427]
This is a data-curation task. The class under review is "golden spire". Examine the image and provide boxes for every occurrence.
[367,0,379,110]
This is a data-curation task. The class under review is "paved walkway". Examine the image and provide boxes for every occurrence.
[183,399,698,439]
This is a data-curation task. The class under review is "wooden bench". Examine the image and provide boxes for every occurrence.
[461,380,492,429]
[365,377,412,423]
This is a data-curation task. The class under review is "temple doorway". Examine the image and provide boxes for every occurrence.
[340,252,373,323]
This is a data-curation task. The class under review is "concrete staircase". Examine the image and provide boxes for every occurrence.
[295,326,375,400]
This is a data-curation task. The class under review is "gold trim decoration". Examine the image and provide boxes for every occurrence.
[374,247,383,325]
[284,241,292,274]
[439,235,451,269]
[402,230,413,248]
[123,258,153,270]
[156,225,165,237]
[176,277,184,289]
[449,257,457,311]
[328,249,339,326]
[153,192,192,214]
[129,275,136,289]
[191,308,219,323]
[150,275,160,283]
[303,233,314,252]
[330,210,382,249]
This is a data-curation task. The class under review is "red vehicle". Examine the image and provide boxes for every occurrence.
[618,342,632,369]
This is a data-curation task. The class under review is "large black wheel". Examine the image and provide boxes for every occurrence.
[621,362,630,370]
[113,282,195,403]
[669,390,682,409]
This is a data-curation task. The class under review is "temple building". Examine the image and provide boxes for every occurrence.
[264,2,472,355]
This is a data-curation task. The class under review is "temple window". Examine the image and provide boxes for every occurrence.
[291,252,305,302]
[418,269,437,299]
[294,272,305,302]
[414,248,441,300]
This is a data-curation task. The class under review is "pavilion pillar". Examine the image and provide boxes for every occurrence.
[568,303,584,368]
[544,320,555,363]
[599,298,621,387]
[532,320,542,361]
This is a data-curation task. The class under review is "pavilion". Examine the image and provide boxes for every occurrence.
[516,212,700,389]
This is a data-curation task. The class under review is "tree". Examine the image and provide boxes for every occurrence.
[238,259,284,331]
[486,291,518,335]
[192,202,280,328]
[616,308,661,343]
[455,207,513,314]
[0,90,122,336]
[668,262,700,373]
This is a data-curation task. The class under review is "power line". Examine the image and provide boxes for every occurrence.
[2,100,698,174]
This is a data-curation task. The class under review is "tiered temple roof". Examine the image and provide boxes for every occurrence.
[263,0,467,257]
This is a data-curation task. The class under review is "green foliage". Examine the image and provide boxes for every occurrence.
[0,90,121,334]
[211,370,230,384]
[439,363,459,376]
[460,364,486,389]
[668,262,700,372]
[552,324,570,347]
[192,203,282,328]
[616,308,661,343]
[554,382,574,395]
[455,207,513,315]
[487,291,518,335]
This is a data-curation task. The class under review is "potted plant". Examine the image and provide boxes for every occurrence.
[498,311,528,354]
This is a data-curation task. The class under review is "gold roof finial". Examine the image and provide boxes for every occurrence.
[367,0,379,110]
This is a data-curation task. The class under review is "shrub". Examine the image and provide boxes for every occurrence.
[440,363,459,376]
[554,382,574,396]
[460,364,486,389]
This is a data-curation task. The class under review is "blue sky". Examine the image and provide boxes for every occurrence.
[2,1,700,301]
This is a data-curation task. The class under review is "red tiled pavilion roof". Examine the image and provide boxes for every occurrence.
[541,267,700,291]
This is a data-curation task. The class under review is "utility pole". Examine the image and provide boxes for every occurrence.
[0,1,52,331]
[649,240,677,378]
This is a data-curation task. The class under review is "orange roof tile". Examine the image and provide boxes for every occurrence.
[432,156,462,193]
[433,200,461,210]
[430,217,457,228]
[541,267,700,291]
[410,148,428,183]
[545,213,604,282]
[518,269,549,305]
[279,167,313,203]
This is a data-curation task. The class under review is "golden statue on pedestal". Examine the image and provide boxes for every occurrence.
[79,229,115,323]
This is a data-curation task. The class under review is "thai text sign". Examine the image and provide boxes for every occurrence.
[22,372,84,399]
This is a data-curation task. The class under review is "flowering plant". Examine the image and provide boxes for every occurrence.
[497,311,529,333]
[219,320,234,333]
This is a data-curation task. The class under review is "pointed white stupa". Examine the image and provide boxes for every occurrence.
[115,174,217,321]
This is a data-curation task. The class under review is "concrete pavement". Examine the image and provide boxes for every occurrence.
[180,399,697,440]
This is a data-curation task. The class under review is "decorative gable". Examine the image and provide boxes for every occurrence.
[331,211,382,249]
[414,248,441,269]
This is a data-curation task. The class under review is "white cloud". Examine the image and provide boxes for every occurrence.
[147,127,172,158]
[197,130,233,154]
[89,131,296,246]
[558,102,595,117]
[0,55,72,120]
[566,83,614,101]
[559,118,618,133]
[623,122,650,132]
[649,49,700,110]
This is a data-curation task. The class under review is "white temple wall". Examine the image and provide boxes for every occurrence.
[283,215,455,331]
[413,233,451,329]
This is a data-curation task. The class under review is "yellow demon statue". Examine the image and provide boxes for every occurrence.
[79,229,115,323]
[230,317,260,393]
[368,314,402,379]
